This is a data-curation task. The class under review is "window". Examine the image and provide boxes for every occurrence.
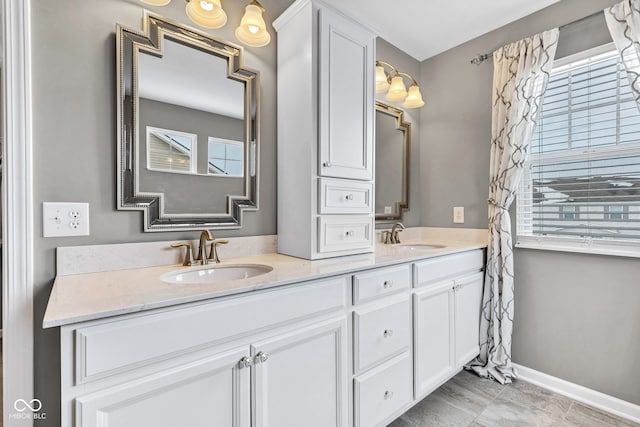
[516,43,640,256]
[560,205,579,220]
[208,138,244,177]
[146,127,197,174]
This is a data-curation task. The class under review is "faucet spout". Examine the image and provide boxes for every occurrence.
[196,230,214,264]
[391,223,405,244]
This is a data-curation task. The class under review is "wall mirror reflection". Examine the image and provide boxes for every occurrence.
[375,101,410,221]
[117,13,259,231]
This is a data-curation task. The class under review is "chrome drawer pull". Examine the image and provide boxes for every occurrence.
[323,161,332,167]
[384,390,394,400]
[383,280,393,289]
[345,230,354,237]
[255,351,270,363]
[239,356,254,368]
[383,329,394,338]
[345,194,354,201]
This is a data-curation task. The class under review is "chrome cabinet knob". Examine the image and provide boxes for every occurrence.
[255,351,270,363]
[383,329,394,338]
[239,356,254,368]
[345,194,354,201]
[383,280,393,289]
[345,230,354,237]
[384,390,394,400]
[323,161,332,167]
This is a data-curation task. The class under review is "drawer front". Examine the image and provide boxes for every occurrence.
[354,352,412,427]
[74,277,348,385]
[318,216,374,253]
[354,298,411,373]
[414,249,484,288]
[353,264,411,304]
[319,178,373,214]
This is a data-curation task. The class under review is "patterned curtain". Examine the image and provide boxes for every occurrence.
[605,0,640,109]
[470,29,559,384]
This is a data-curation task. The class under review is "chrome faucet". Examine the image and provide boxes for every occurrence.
[383,222,405,244]
[195,229,214,265]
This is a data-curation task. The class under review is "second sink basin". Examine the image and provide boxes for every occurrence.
[396,243,446,250]
[161,264,273,285]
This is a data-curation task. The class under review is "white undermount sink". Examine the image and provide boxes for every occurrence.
[396,243,447,250]
[161,264,273,284]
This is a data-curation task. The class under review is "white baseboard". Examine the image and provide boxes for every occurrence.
[513,363,640,424]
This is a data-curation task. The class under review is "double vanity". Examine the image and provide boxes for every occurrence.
[44,229,486,427]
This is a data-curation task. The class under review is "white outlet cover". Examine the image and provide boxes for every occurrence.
[43,202,90,237]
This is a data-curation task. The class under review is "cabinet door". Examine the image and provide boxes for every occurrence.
[318,7,374,181]
[454,272,484,367]
[75,346,250,427]
[413,282,456,399]
[253,317,349,427]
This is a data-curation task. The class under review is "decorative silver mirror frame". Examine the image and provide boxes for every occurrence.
[116,12,259,231]
[375,101,410,221]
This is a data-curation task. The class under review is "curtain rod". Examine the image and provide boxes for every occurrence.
[469,9,605,66]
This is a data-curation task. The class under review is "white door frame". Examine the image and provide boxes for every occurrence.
[3,0,35,425]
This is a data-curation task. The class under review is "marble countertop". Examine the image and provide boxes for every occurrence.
[43,236,486,328]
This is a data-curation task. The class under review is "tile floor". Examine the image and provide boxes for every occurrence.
[388,370,639,427]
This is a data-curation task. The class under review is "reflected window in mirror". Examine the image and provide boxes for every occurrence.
[208,138,244,177]
[375,101,410,222]
[146,127,197,174]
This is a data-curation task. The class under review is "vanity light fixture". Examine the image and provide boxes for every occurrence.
[185,0,227,29]
[141,0,272,46]
[375,60,425,109]
[235,0,271,47]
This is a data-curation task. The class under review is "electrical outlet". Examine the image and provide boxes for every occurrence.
[43,202,90,237]
[453,206,465,224]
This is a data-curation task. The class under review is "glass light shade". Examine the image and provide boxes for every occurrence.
[235,4,271,47]
[185,0,227,29]
[141,0,171,5]
[375,66,390,93]
[403,84,425,108]
[386,75,407,102]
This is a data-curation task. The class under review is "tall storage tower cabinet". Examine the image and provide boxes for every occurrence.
[274,0,376,260]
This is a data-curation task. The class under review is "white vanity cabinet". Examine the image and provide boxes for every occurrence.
[60,277,350,427]
[55,247,487,427]
[352,264,414,427]
[274,0,375,260]
[412,250,485,399]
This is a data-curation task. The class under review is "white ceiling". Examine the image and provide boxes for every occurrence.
[319,0,562,61]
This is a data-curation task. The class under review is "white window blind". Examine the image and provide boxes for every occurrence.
[516,44,640,255]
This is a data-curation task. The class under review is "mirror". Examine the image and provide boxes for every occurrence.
[375,101,410,221]
[117,13,259,231]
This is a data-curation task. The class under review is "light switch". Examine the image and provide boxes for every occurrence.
[453,206,465,224]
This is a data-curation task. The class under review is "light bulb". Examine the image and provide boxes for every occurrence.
[403,84,425,108]
[386,75,407,102]
[375,66,390,93]
[185,0,227,29]
[235,2,271,47]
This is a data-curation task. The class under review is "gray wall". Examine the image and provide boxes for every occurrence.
[31,0,293,424]
[420,0,640,405]
[376,38,421,226]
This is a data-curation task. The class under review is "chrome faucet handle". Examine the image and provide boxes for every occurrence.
[382,230,392,244]
[208,239,229,263]
[171,242,193,266]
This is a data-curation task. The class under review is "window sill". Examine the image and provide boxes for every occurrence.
[515,236,640,259]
